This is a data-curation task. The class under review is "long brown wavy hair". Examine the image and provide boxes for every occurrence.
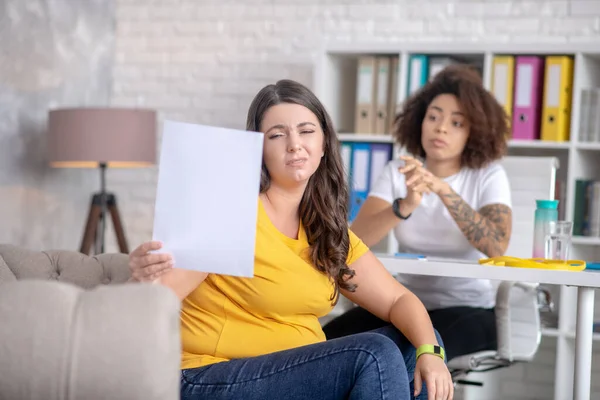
[246,79,356,303]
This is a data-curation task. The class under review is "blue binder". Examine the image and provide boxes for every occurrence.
[340,142,353,184]
[348,143,372,223]
[369,143,393,187]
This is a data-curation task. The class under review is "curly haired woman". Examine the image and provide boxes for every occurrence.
[324,64,513,363]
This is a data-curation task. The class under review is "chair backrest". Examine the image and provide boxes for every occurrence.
[500,156,559,258]
[494,281,542,361]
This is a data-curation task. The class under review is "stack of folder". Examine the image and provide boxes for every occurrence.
[353,54,483,135]
[490,55,575,142]
[405,54,483,96]
[354,55,400,135]
[577,88,600,143]
[573,179,600,238]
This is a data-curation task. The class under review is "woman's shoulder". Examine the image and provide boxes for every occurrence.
[462,160,507,180]
[347,228,370,265]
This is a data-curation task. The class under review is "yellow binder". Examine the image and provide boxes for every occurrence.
[490,56,515,137]
[541,56,574,142]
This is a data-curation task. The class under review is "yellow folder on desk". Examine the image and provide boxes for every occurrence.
[490,56,515,136]
[541,56,574,142]
[480,256,586,271]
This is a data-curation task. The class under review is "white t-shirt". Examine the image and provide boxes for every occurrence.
[369,159,512,310]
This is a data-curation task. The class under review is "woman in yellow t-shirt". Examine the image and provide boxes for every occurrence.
[128,79,453,400]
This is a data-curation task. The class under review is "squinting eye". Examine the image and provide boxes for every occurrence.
[300,130,314,134]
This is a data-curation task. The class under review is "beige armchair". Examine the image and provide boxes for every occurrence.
[0,244,182,400]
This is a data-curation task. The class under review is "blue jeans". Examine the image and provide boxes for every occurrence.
[180,325,441,400]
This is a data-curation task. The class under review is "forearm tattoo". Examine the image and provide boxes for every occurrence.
[440,190,512,257]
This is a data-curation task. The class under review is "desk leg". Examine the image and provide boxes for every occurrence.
[574,286,594,400]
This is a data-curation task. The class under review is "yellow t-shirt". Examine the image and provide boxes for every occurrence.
[180,199,370,370]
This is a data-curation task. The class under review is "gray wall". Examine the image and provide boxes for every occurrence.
[0,0,115,250]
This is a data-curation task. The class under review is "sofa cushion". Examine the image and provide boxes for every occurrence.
[0,244,130,287]
[0,280,181,400]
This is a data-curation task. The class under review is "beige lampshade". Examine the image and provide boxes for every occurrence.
[48,108,157,168]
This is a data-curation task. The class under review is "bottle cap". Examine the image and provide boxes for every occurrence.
[536,199,559,209]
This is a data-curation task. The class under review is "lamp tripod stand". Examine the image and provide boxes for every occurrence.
[80,163,129,255]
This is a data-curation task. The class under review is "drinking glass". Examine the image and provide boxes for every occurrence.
[544,221,573,261]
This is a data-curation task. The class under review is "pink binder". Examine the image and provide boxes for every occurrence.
[512,56,545,140]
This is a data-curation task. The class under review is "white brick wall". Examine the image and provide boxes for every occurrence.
[107,2,600,398]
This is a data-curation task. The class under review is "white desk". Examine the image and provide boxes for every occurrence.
[377,255,600,400]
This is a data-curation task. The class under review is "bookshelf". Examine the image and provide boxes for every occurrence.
[315,42,600,400]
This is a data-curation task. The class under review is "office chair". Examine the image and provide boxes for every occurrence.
[450,155,560,387]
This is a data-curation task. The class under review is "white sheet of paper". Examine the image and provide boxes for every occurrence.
[151,120,264,277]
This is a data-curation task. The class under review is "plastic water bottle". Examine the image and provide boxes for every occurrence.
[532,200,559,258]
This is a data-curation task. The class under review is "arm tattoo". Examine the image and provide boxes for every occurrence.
[440,189,512,258]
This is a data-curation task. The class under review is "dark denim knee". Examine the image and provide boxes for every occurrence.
[343,332,412,398]
[357,332,407,372]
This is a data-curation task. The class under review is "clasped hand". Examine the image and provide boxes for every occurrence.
[398,156,449,207]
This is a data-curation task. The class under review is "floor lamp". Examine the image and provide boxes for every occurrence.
[47,108,157,255]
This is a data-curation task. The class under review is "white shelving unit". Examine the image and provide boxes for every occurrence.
[314,42,600,400]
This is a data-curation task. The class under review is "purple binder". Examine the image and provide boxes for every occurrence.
[512,56,545,140]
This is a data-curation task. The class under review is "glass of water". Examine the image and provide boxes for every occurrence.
[544,221,573,261]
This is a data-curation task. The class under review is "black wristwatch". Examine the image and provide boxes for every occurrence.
[392,198,411,220]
